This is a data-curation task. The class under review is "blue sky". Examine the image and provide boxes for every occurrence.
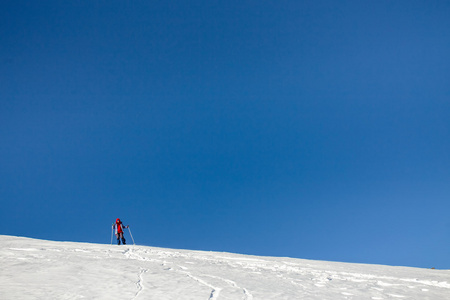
[1,1,449,269]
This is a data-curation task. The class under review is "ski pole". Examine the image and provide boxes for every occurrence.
[110,224,114,245]
[127,226,136,245]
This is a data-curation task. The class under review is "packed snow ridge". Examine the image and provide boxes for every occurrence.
[1,236,449,299]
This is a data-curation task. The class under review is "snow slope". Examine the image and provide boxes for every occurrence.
[1,236,448,299]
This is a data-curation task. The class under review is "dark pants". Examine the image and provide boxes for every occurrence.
[116,232,126,245]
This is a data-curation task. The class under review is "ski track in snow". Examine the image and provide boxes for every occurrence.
[121,247,448,300]
[124,247,225,300]
[1,236,449,300]
[182,271,221,300]
[132,267,148,299]
[122,247,256,299]
[203,274,254,300]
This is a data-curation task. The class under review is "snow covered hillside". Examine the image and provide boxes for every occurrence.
[1,236,448,299]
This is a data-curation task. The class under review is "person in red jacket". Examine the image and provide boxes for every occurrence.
[113,218,128,245]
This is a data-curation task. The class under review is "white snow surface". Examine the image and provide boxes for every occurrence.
[1,236,449,299]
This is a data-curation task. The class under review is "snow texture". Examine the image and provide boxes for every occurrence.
[1,235,449,299]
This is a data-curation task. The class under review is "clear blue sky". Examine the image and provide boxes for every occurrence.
[1,1,449,269]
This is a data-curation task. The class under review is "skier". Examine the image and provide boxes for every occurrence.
[112,218,128,245]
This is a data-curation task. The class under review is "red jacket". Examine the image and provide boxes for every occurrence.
[114,218,126,234]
